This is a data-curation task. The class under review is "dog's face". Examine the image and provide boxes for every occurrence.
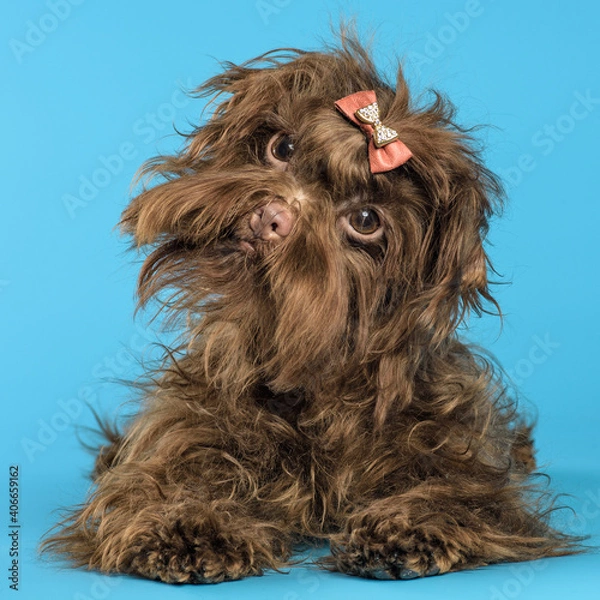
[121,40,500,397]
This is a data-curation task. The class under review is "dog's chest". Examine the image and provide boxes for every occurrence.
[255,383,306,423]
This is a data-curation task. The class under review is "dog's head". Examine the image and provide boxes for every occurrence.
[121,37,501,399]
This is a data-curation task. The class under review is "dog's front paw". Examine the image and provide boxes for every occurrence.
[124,529,253,583]
[119,515,285,584]
[330,545,442,580]
[327,515,465,580]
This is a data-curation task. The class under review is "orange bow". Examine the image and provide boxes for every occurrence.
[335,90,412,173]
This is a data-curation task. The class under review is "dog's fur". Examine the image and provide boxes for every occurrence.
[42,35,579,583]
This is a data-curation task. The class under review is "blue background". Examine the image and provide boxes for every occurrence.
[1,1,599,598]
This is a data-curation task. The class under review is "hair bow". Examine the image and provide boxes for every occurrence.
[335,90,412,174]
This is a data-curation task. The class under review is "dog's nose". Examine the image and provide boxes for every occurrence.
[250,201,295,242]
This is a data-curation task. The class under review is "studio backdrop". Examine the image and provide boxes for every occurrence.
[1,1,599,599]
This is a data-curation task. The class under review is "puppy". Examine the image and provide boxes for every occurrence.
[43,35,579,583]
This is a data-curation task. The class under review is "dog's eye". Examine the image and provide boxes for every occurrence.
[270,134,295,162]
[348,209,381,236]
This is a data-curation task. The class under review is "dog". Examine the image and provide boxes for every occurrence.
[42,34,580,583]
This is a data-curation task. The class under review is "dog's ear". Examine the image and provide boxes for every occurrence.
[119,174,229,247]
[373,113,502,424]
[395,96,503,342]
[119,179,180,246]
[119,50,306,246]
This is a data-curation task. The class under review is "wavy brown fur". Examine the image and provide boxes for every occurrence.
[42,34,581,583]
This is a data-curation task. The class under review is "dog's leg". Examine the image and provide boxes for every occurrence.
[43,401,291,583]
[328,481,572,579]
[45,465,290,583]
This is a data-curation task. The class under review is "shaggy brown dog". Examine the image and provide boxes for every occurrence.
[43,36,579,583]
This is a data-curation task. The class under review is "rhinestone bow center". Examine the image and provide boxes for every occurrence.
[354,102,399,148]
